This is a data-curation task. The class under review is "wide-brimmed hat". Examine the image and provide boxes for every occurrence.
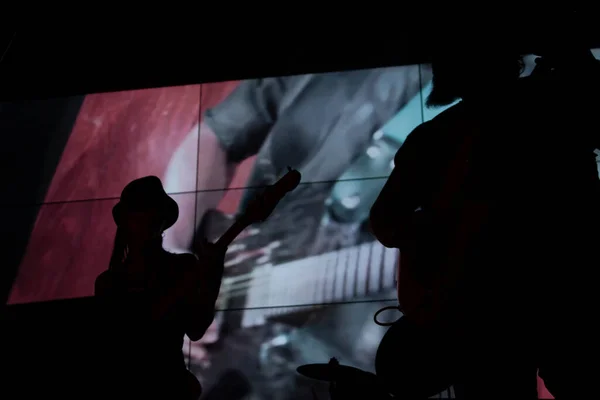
[112,176,179,230]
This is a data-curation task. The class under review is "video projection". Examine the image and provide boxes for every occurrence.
[4,51,600,399]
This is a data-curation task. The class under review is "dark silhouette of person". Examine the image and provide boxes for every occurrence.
[94,176,226,399]
[370,32,600,399]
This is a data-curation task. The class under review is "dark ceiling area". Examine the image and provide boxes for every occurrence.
[1,23,599,101]
[0,32,437,101]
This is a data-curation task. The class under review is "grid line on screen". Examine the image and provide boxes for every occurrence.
[2,176,393,208]
[418,64,426,123]
[192,84,203,248]
[187,84,203,370]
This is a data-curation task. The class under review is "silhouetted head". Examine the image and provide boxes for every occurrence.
[110,176,178,267]
[530,11,594,62]
[425,11,595,108]
[113,176,178,243]
[426,40,523,108]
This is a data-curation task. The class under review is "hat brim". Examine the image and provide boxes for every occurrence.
[112,195,179,230]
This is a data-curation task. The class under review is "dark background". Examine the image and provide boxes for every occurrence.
[2,23,600,398]
[3,23,600,101]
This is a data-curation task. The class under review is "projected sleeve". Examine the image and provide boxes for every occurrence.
[203,78,286,163]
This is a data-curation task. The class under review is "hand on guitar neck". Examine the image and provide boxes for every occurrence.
[151,168,302,323]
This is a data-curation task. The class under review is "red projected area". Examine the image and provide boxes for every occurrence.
[9,83,241,303]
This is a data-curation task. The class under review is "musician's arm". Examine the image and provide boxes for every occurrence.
[184,291,218,342]
[181,253,225,341]
[369,126,426,248]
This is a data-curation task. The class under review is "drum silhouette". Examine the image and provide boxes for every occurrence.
[375,316,457,398]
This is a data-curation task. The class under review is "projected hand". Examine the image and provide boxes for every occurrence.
[224,226,281,268]
[200,207,319,271]
[198,210,276,268]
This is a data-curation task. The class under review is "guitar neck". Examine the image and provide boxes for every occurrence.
[215,219,249,250]
[212,168,300,251]
[231,241,399,328]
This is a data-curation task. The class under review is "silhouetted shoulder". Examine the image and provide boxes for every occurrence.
[395,102,467,163]
[428,101,468,125]
[419,102,468,137]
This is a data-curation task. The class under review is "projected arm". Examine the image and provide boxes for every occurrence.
[163,79,286,254]
[163,122,237,254]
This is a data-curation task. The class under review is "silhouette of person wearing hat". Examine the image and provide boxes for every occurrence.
[94,176,225,399]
